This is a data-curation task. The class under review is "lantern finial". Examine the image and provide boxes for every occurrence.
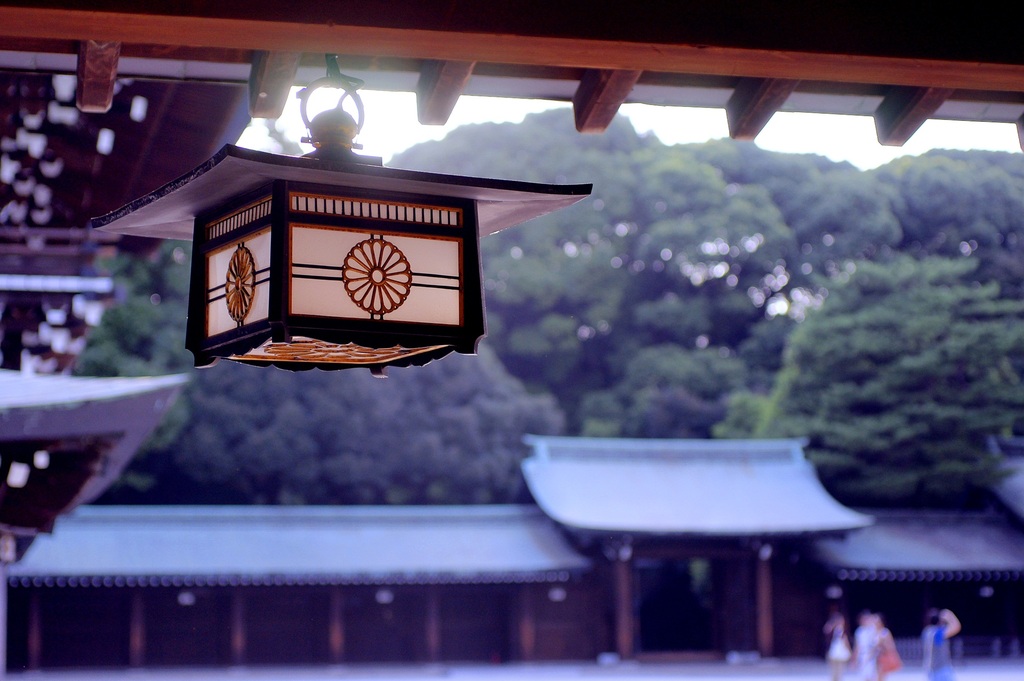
[297,55,366,162]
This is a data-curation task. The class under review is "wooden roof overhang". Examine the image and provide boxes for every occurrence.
[0,372,187,552]
[0,2,1023,148]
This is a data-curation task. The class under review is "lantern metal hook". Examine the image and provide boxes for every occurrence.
[297,54,366,156]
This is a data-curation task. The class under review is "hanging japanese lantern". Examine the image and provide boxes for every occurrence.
[93,68,591,374]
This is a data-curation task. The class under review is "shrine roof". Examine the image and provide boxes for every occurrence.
[987,436,1024,523]
[9,505,590,585]
[521,436,872,537]
[0,370,186,410]
[811,511,1024,581]
[0,371,187,540]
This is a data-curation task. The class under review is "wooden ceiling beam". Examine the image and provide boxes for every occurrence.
[3,6,1024,93]
[874,86,955,146]
[248,50,301,118]
[573,69,641,133]
[416,60,475,125]
[725,78,799,140]
[75,39,120,113]
[3,2,1022,67]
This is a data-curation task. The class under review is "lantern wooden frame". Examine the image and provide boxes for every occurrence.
[186,179,484,369]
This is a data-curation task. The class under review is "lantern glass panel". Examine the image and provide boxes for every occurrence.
[205,227,271,337]
[289,225,463,326]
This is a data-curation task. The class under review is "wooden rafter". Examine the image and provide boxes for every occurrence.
[874,86,956,146]
[573,69,642,133]
[75,39,120,113]
[416,60,475,125]
[248,50,301,119]
[725,78,799,140]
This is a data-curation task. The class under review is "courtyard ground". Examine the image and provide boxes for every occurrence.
[7,658,1022,681]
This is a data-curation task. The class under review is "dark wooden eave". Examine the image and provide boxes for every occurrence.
[0,2,1022,148]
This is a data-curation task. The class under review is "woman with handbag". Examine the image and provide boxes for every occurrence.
[875,613,902,681]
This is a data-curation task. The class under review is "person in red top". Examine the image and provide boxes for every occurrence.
[875,613,901,681]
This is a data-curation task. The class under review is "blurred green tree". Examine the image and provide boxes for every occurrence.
[762,257,1024,507]
[102,345,563,505]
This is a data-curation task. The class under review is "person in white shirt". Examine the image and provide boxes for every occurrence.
[824,610,852,681]
[852,610,880,681]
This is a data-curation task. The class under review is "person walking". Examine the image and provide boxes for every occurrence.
[875,613,901,681]
[853,610,880,681]
[922,608,961,681]
[824,610,852,681]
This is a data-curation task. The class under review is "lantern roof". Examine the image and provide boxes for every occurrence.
[92,144,592,241]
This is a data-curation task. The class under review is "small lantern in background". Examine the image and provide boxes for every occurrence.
[93,65,591,374]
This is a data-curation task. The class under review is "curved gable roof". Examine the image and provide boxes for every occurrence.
[521,436,871,536]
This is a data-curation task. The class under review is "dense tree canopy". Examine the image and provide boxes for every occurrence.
[141,346,561,505]
[83,109,1024,508]
[397,114,1024,507]
[90,341,562,504]
[761,257,1024,506]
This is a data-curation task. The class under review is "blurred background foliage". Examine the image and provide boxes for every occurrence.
[81,110,1024,508]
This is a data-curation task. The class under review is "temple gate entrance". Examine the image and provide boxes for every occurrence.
[636,558,714,654]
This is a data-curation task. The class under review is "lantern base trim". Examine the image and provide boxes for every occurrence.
[226,336,454,370]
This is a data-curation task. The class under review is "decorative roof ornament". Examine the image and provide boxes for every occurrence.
[296,55,366,162]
